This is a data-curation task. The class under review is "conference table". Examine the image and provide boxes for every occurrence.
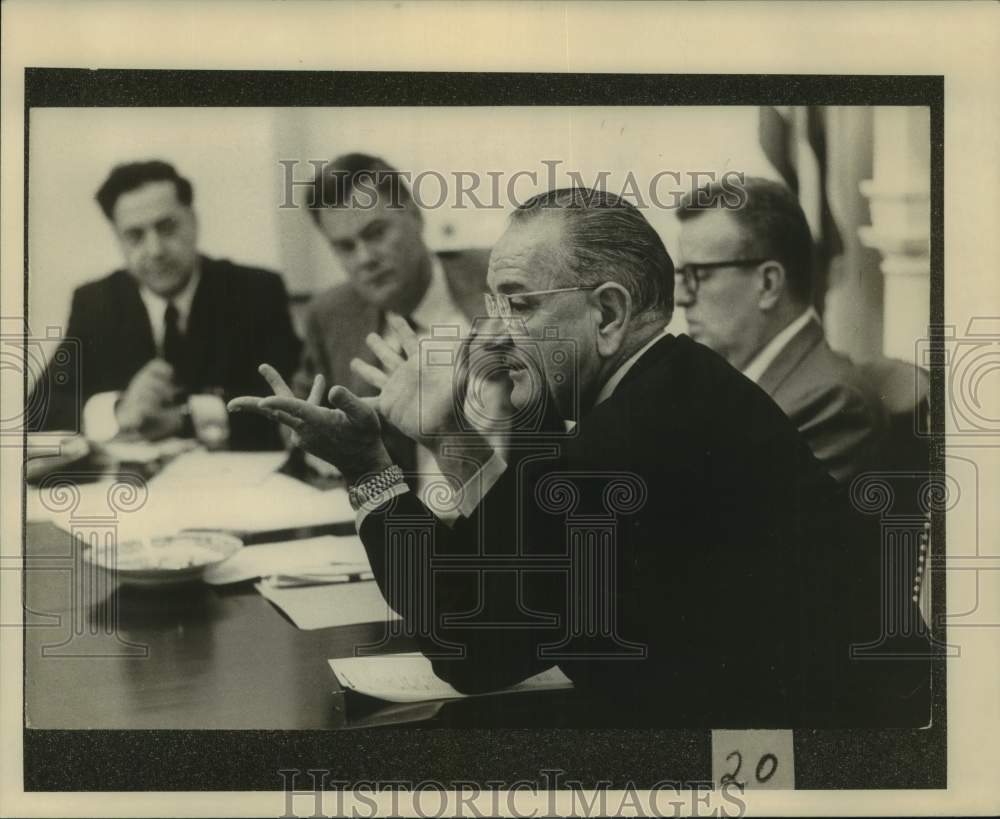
[20,441,666,733]
[20,449,944,793]
[23,520,595,731]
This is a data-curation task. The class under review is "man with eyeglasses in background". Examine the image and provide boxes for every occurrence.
[674,176,886,483]
[230,187,918,727]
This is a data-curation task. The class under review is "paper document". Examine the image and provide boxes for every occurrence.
[34,468,352,537]
[151,449,288,486]
[255,577,402,630]
[100,437,197,466]
[328,653,574,703]
[203,535,370,585]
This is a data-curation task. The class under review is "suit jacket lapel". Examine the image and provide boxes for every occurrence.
[115,271,157,364]
[183,257,220,390]
[756,317,825,396]
[336,299,382,397]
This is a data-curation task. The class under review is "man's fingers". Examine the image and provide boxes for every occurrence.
[386,312,419,357]
[148,380,178,401]
[267,408,304,430]
[260,395,328,425]
[328,385,376,426]
[307,373,326,405]
[350,357,388,389]
[229,397,303,430]
[258,363,294,397]
[228,396,268,415]
[144,359,175,378]
[365,332,405,372]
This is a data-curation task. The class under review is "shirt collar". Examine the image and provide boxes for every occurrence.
[594,326,670,407]
[741,307,818,384]
[410,255,468,335]
[138,262,201,330]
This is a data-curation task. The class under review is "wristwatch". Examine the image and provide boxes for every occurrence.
[348,464,406,511]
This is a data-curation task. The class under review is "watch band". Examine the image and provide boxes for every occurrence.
[348,464,405,511]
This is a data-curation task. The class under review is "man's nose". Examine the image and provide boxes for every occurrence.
[673,275,695,307]
[473,317,516,350]
[136,229,164,257]
[354,239,377,268]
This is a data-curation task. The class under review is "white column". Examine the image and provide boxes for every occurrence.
[858,108,931,365]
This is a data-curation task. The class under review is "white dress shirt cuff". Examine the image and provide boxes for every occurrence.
[187,393,229,448]
[454,450,508,518]
[82,391,122,442]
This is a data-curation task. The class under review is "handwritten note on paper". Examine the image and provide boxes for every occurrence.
[711,729,795,790]
[328,653,574,703]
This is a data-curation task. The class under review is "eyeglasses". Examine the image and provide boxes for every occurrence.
[484,285,602,320]
[674,258,769,295]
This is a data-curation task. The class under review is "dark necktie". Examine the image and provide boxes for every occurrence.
[163,301,184,374]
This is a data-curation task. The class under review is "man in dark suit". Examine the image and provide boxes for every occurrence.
[296,153,489,477]
[232,187,925,727]
[675,176,886,483]
[28,160,301,450]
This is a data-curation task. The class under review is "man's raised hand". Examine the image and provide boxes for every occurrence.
[350,312,461,446]
[227,364,391,482]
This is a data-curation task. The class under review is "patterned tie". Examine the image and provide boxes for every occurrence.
[163,301,184,375]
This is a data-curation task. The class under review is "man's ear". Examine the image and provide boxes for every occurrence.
[757,260,787,311]
[594,283,632,357]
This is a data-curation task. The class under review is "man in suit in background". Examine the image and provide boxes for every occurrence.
[296,153,489,488]
[232,188,919,727]
[675,176,886,483]
[28,160,301,450]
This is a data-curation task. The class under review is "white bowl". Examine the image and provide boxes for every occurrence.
[80,532,243,586]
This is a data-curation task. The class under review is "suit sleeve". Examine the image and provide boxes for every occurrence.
[789,382,886,483]
[226,271,302,450]
[359,457,565,694]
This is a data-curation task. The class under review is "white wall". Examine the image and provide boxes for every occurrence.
[28,106,778,342]
[283,106,778,293]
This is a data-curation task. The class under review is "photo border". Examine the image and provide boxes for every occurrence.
[20,67,946,793]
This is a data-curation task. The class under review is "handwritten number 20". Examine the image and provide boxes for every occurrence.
[720,751,778,786]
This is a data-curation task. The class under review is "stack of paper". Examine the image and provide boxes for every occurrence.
[30,449,353,536]
[328,653,574,703]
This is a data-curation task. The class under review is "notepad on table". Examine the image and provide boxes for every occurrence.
[255,575,402,630]
[328,652,573,703]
